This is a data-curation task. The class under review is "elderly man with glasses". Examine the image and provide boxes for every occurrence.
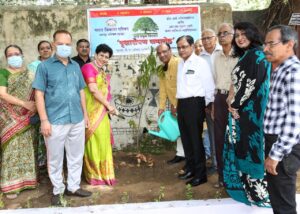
[264,25,300,214]
[212,23,238,188]
[200,29,222,174]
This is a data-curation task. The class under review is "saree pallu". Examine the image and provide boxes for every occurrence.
[0,69,38,193]
[82,64,116,186]
[223,48,271,207]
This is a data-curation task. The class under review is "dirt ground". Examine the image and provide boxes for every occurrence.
[2,146,300,210]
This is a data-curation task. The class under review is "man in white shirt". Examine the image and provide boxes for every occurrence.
[200,29,222,171]
[176,35,215,187]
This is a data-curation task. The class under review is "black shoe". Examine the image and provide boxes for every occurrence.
[186,177,207,187]
[65,188,92,197]
[167,156,185,165]
[178,171,194,180]
[51,194,64,206]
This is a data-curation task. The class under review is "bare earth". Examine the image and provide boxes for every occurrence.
[2,150,300,210]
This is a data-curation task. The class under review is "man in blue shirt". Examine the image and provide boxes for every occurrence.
[33,30,92,206]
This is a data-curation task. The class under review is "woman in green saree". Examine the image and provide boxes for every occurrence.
[0,45,38,199]
[81,44,116,185]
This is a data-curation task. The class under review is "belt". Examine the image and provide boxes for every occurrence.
[216,89,229,95]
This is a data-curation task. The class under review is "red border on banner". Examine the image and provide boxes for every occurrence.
[89,7,199,18]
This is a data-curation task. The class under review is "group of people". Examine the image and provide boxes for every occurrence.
[0,30,116,206]
[158,23,300,214]
[0,21,299,213]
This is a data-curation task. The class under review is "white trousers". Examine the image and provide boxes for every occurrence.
[176,137,185,157]
[45,120,85,195]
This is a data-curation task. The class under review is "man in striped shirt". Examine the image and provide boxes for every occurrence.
[263,25,300,214]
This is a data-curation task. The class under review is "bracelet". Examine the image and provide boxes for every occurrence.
[41,119,48,122]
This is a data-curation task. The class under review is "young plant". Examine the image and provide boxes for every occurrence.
[185,184,194,200]
[120,191,129,203]
[154,186,165,202]
[134,47,163,151]
[25,197,32,208]
[0,193,4,209]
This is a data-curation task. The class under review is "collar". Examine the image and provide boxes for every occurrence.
[201,44,222,56]
[181,52,197,63]
[76,55,90,61]
[52,55,73,64]
[220,48,234,57]
[273,55,300,72]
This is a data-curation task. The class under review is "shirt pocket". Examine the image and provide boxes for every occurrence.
[47,74,58,88]
[185,69,198,86]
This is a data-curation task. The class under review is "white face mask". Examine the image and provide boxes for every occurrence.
[7,55,23,68]
[56,45,72,58]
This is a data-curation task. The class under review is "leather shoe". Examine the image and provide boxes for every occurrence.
[186,177,207,187]
[178,171,194,180]
[65,188,92,197]
[167,156,185,165]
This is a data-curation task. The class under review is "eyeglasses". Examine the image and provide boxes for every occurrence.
[201,36,215,41]
[263,41,282,48]
[177,45,190,50]
[217,31,233,37]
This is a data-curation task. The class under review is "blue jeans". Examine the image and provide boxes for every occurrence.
[203,130,210,159]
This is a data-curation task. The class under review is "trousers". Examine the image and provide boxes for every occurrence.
[45,120,85,195]
[265,134,300,214]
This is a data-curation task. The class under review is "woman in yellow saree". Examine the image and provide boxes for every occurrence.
[0,45,38,199]
[81,44,116,186]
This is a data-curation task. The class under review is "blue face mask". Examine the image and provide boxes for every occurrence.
[56,45,72,58]
[7,55,23,68]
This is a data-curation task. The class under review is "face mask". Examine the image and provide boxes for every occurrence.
[7,55,23,68]
[56,45,72,58]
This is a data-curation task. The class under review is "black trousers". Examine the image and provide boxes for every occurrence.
[214,92,228,182]
[265,134,300,214]
[177,97,206,179]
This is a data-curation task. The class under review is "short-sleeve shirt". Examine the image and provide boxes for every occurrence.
[32,56,86,125]
[0,69,11,87]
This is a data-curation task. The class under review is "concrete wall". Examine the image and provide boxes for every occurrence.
[0,3,232,148]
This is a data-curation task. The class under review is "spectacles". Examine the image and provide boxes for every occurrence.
[217,31,233,37]
[201,36,215,41]
[263,41,282,48]
[177,45,190,50]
